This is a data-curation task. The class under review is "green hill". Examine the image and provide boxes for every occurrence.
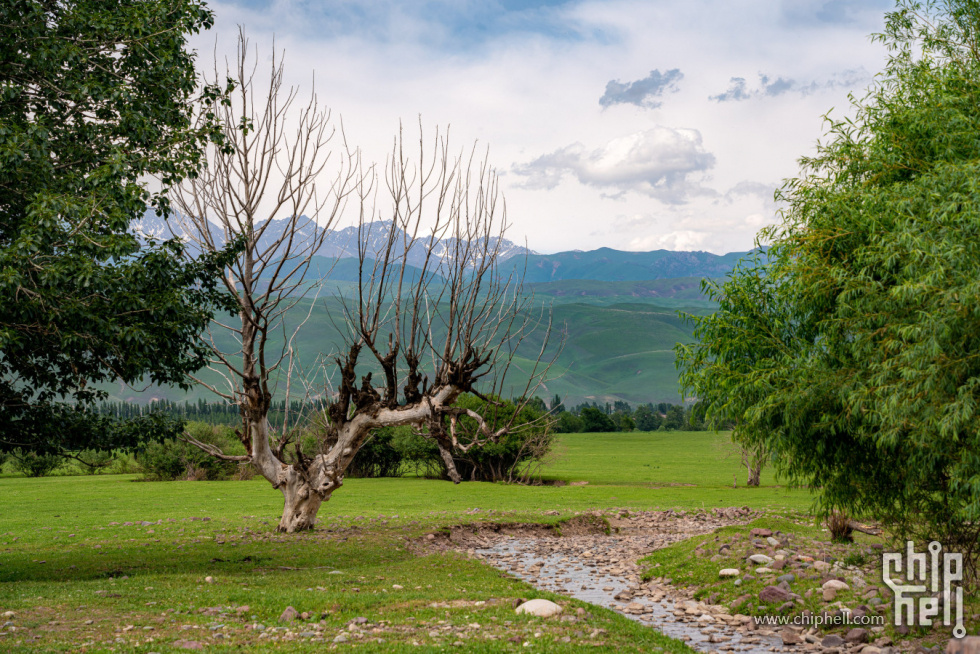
[500,247,758,283]
[105,296,707,408]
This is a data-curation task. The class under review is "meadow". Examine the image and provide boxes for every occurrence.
[0,431,816,652]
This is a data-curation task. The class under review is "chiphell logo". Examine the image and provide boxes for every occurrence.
[882,541,965,639]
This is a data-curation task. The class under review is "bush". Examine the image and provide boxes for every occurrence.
[77,449,116,474]
[554,411,583,434]
[136,422,242,481]
[439,394,555,483]
[11,450,63,477]
[347,427,404,478]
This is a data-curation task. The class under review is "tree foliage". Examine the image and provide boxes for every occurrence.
[678,0,980,556]
[0,0,236,454]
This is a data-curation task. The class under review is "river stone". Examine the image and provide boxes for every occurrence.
[776,573,795,584]
[515,599,563,618]
[823,580,850,591]
[279,606,299,622]
[750,528,772,537]
[822,634,846,647]
[823,588,838,601]
[813,560,832,573]
[719,569,740,577]
[766,536,780,547]
[749,554,774,565]
[759,585,791,603]
[172,641,205,651]
[946,636,980,653]
[845,628,869,644]
[780,629,803,645]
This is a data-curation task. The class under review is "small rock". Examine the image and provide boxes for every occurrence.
[719,569,740,577]
[766,536,780,547]
[780,629,803,645]
[823,588,837,601]
[1,612,13,619]
[515,599,562,618]
[172,641,205,650]
[845,628,869,643]
[334,633,348,643]
[759,586,791,603]
[776,573,795,584]
[279,606,299,622]
[749,554,774,565]
[823,579,849,591]
[392,585,403,590]
[204,576,214,584]
[750,528,772,537]
[947,637,980,654]
[821,634,845,647]
[813,560,832,573]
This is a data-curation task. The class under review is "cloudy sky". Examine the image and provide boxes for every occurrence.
[196,0,894,254]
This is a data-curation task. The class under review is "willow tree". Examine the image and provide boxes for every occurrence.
[678,0,980,562]
[174,37,552,532]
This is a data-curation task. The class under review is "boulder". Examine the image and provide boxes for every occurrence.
[515,599,562,618]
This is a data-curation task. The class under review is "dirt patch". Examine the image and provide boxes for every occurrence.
[410,514,610,554]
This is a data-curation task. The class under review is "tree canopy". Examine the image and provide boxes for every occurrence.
[677,0,980,556]
[0,0,235,455]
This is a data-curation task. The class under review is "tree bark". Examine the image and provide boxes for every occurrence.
[277,475,326,532]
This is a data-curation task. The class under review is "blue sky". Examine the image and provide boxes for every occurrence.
[198,0,895,253]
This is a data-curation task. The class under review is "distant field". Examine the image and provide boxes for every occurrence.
[0,431,811,653]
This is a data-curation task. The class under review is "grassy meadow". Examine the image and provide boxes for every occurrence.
[0,431,816,652]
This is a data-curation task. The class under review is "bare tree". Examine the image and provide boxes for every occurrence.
[170,33,358,528]
[173,35,554,532]
[276,125,555,531]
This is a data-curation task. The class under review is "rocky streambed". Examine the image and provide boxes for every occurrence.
[436,508,913,654]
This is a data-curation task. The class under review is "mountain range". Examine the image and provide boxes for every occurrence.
[132,211,535,270]
[122,211,763,407]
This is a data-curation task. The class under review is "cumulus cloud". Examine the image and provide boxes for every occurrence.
[512,127,715,203]
[599,68,683,109]
[710,68,870,102]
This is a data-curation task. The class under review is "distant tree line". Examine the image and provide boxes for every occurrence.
[96,399,311,428]
[96,395,710,437]
[536,395,710,433]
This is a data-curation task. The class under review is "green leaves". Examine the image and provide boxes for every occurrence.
[0,1,233,455]
[678,0,980,553]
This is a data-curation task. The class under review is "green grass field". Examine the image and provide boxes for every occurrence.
[0,432,815,652]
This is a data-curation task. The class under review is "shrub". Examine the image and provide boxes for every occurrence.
[827,510,854,543]
[77,449,116,474]
[11,450,63,477]
[346,427,404,478]
[439,394,556,483]
[136,422,242,481]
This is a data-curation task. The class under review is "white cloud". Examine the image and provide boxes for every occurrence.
[512,127,715,203]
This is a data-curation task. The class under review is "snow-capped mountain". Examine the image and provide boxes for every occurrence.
[131,210,536,267]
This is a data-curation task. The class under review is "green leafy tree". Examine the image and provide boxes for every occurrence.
[0,0,235,455]
[678,0,980,556]
[579,406,616,433]
[634,404,663,431]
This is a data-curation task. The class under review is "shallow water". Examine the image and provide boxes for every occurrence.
[476,537,789,653]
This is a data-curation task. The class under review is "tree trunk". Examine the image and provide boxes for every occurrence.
[747,459,762,486]
[277,475,325,533]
